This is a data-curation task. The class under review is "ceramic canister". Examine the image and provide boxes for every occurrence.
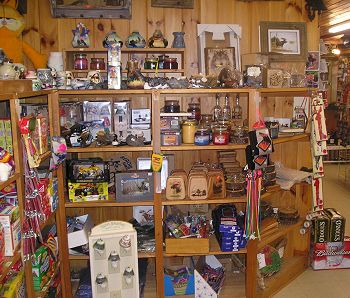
[48,52,64,72]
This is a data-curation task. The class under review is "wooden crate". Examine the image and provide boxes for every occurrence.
[165,238,209,254]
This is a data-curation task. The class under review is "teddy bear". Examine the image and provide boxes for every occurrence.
[0,0,46,69]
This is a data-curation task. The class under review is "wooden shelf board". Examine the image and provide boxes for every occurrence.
[0,248,21,282]
[161,143,246,151]
[39,209,57,230]
[65,200,154,208]
[70,69,185,73]
[162,196,246,205]
[273,134,309,144]
[67,145,153,153]
[258,87,316,97]
[58,89,153,95]
[256,256,308,298]
[0,172,20,190]
[258,219,303,249]
[64,48,185,53]
[159,88,252,95]
[69,251,155,260]
[164,235,247,257]
[34,262,61,298]
[0,93,15,101]
[16,90,52,99]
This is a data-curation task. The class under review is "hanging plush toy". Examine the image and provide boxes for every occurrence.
[0,0,46,69]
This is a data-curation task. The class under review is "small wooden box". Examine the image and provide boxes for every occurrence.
[165,238,209,254]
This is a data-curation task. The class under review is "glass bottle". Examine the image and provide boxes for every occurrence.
[222,94,231,121]
[213,94,222,121]
[232,94,242,120]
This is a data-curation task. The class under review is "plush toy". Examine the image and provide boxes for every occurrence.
[0,0,46,69]
[0,147,14,181]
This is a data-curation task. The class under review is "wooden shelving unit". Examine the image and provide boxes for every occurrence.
[0,249,21,282]
[0,87,310,298]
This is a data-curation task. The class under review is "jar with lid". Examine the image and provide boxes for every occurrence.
[74,53,88,70]
[230,125,249,144]
[194,125,210,146]
[90,58,106,70]
[182,119,197,144]
[163,58,178,70]
[212,125,229,145]
[158,54,169,69]
[164,100,180,113]
[144,57,158,70]
[187,102,201,121]
[215,118,231,131]
[200,114,213,140]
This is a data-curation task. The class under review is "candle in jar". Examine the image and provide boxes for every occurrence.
[182,119,197,144]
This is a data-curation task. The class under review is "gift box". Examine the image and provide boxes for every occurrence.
[67,214,94,249]
[0,205,20,256]
[164,265,195,296]
[311,237,350,270]
[83,101,112,133]
[131,108,151,124]
[67,158,109,183]
[34,116,49,155]
[67,181,109,202]
[32,245,55,291]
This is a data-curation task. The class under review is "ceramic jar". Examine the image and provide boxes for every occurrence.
[48,52,64,71]
[172,32,185,48]
[126,31,146,48]
[103,31,123,48]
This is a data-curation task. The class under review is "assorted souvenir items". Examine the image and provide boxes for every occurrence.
[72,23,90,48]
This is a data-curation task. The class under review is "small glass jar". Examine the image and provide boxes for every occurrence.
[182,119,197,144]
[215,118,231,131]
[90,58,106,70]
[187,102,201,121]
[74,53,88,70]
[144,57,158,70]
[163,58,178,70]
[212,125,229,145]
[158,55,169,69]
[164,100,180,113]
[194,126,210,146]
[230,125,249,144]
[200,114,213,127]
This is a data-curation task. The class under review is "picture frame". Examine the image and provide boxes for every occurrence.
[259,22,307,62]
[205,47,236,75]
[151,0,194,8]
[306,51,320,71]
[266,69,284,88]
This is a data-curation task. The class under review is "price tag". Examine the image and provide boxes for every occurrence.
[278,247,285,258]
[257,253,266,269]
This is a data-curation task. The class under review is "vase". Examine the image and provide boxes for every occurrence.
[172,32,185,48]
[126,31,146,48]
[103,32,123,48]
[48,52,64,71]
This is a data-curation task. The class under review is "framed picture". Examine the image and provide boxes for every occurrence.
[259,22,307,62]
[205,47,236,75]
[151,0,194,8]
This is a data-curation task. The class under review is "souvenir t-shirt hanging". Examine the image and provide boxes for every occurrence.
[244,110,273,240]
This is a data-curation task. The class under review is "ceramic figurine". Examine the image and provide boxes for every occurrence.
[72,23,90,48]
[126,31,146,48]
[65,71,74,89]
[37,68,54,90]
[87,70,103,85]
[172,32,185,48]
[0,61,16,79]
[103,32,123,48]
[148,30,168,48]
[119,235,131,252]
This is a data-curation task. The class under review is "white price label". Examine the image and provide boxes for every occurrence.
[278,247,285,258]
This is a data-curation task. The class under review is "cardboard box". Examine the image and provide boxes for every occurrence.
[312,211,330,243]
[0,206,21,256]
[67,214,94,249]
[83,101,112,133]
[67,181,109,202]
[324,208,346,242]
[131,109,151,124]
[311,237,350,270]
[165,238,209,254]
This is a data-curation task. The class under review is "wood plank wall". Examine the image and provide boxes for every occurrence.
[23,0,320,72]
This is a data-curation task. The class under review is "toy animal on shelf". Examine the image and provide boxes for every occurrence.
[0,147,14,182]
[0,0,46,69]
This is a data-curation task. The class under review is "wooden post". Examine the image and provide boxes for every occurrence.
[246,239,258,298]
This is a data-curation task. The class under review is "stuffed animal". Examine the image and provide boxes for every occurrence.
[0,147,14,181]
[0,0,46,69]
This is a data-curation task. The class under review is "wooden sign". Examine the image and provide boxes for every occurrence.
[239,0,283,2]
[151,0,194,9]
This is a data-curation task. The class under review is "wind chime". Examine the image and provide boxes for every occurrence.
[245,114,273,240]
[310,92,328,212]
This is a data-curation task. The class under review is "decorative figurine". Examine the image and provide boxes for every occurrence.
[126,31,146,48]
[108,251,120,269]
[148,30,168,48]
[103,32,123,48]
[72,23,90,48]
[87,70,103,85]
[172,32,185,48]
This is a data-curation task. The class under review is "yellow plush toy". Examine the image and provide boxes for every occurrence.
[0,0,46,69]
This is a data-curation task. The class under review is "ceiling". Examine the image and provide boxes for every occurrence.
[320,0,350,42]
